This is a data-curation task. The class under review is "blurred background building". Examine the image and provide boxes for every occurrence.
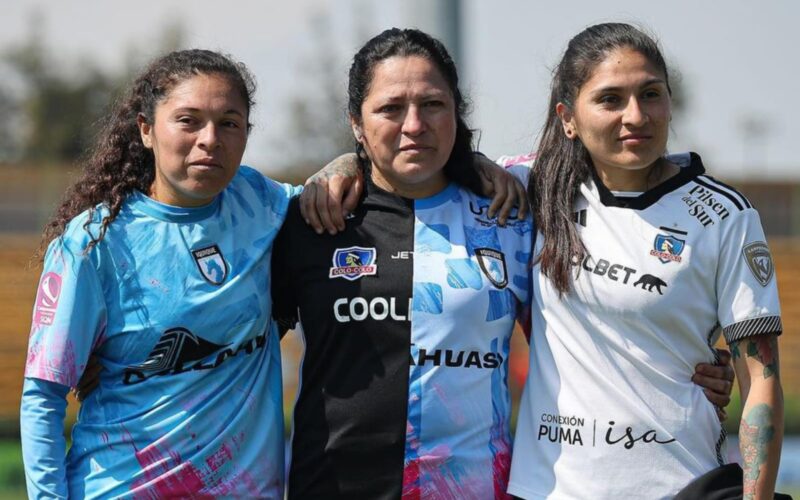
[1,0,798,496]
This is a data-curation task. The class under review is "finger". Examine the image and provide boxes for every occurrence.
[314,180,337,235]
[487,174,508,220]
[326,177,347,232]
[300,185,324,234]
[716,348,732,369]
[478,166,494,198]
[717,407,728,422]
[342,174,362,216]
[703,388,731,409]
[693,372,733,397]
[497,176,518,226]
[515,179,529,221]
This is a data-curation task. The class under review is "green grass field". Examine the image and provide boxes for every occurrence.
[0,440,25,499]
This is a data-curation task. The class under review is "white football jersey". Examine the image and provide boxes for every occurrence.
[504,153,782,499]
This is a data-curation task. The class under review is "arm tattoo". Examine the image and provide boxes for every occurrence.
[748,336,778,378]
[731,341,741,361]
[740,403,775,500]
[313,155,359,182]
[732,335,778,379]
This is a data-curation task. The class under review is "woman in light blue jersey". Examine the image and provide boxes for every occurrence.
[20,49,298,499]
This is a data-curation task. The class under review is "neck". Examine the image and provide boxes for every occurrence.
[370,167,448,199]
[594,158,678,192]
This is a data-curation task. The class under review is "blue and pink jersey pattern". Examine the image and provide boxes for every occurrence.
[401,185,532,499]
[24,166,298,499]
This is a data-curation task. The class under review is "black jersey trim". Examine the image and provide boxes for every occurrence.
[697,175,752,209]
[723,316,783,344]
[693,177,748,211]
[590,152,706,210]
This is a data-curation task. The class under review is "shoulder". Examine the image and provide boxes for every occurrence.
[496,153,536,168]
[55,206,110,254]
[227,165,299,216]
[670,152,756,225]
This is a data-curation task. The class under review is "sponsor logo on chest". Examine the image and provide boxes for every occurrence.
[577,254,669,295]
[536,412,676,449]
[469,201,522,227]
[329,246,377,281]
[681,185,731,227]
[123,326,266,384]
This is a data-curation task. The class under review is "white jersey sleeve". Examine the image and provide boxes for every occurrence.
[716,207,782,344]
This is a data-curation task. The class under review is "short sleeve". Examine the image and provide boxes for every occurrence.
[716,208,782,344]
[25,237,107,388]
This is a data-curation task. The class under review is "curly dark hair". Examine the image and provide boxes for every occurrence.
[347,28,481,194]
[37,49,256,258]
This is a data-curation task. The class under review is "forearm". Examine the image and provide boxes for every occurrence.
[732,332,783,500]
[20,377,70,499]
[739,376,783,500]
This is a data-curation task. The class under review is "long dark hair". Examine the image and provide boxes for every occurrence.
[347,28,482,194]
[531,23,671,294]
[38,49,256,258]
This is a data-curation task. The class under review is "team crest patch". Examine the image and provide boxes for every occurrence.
[742,241,774,286]
[475,248,508,289]
[329,246,377,281]
[192,245,228,285]
[650,234,685,263]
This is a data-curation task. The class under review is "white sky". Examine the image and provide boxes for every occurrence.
[2,0,798,180]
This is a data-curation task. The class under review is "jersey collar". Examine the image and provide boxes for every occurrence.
[128,190,220,223]
[589,152,706,210]
[361,169,458,213]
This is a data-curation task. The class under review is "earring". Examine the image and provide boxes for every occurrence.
[565,129,575,139]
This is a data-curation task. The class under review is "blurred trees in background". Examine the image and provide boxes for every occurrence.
[272,13,357,184]
[0,14,185,165]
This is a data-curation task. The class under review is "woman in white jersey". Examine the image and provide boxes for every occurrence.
[507,23,784,499]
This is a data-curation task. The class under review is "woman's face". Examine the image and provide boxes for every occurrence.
[558,47,671,176]
[138,73,249,207]
[353,55,456,198]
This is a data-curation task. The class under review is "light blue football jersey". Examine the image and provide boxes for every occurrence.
[25,166,299,499]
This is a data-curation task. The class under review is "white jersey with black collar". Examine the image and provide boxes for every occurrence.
[504,152,782,499]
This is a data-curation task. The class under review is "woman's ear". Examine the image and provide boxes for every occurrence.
[137,113,153,149]
[555,102,577,140]
[349,115,363,143]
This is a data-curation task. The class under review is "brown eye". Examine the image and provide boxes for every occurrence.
[598,95,620,105]
[378,104,402,114]
[642,89,661,99]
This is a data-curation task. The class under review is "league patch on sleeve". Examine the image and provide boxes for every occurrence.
[33,272,62,327]
[742,241,774,286]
